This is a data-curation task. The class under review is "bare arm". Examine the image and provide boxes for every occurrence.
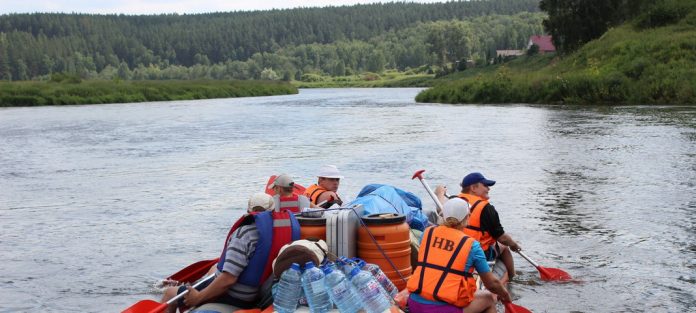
[184,272,237,307]
[434,185,448,213]
[479,272,511,303]
[496,233,521,252]
[316,191,340,206]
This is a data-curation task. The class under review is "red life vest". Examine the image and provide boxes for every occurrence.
[407,226,477,307]
[275,194,302,213]
[458,193,496,251]
[216,210,300,286]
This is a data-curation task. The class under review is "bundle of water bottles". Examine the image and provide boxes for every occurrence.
[273,256,399,313]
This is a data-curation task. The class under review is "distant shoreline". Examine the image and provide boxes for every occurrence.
[0,80,298,107]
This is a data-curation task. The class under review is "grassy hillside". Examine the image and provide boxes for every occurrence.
[0,79,297,106]
[417,0,696,105]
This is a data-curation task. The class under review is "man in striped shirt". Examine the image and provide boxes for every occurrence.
[160,193,273,312]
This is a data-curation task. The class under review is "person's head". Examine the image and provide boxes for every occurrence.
[460,172,495,199]
[247,192,274,212]
[270,174,295,196]
[441,198,470,229]
[316,165,343,192]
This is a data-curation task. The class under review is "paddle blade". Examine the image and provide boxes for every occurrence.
[538,266,572,281]
[121,300,166,313]
[504,301,532,313]
[265,175,306,196]
[167,258,219,284]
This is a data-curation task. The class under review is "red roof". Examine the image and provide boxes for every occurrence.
[529,35,556,52]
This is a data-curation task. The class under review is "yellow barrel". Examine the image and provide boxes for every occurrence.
[297,216,326,242]
[358,213,412,291]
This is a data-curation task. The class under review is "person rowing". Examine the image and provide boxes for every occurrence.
[407,198,512,313]
[436,172,521,280]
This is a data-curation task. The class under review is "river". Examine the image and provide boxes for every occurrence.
[0,88,694,312]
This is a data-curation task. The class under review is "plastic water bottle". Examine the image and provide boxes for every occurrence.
[273,263,303,313]
[323,266,362,313]
[348,267,391,313]
[358,260,398,298]
[301,261,331,313]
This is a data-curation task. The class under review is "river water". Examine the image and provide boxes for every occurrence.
[0,88,694,312]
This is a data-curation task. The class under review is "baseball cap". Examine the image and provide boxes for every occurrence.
[442,198,470,222]
[317,165,344,179]
[461,172,496,188]
[248,192,274,212]
[269,174,294,188]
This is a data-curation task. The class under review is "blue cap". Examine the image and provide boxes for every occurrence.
[305,261,315,269]
[461,172,496,188]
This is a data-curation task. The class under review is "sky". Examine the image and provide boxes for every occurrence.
[0,0,451,15]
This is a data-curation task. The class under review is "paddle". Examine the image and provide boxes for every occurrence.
[517,251,572,281]
[264,175,307,196]
[122,273,216,313]
[166,258,219,285]
[504,301,533,313]
[411,169,444,215]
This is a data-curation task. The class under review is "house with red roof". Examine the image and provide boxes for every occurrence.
[527,35,556,54]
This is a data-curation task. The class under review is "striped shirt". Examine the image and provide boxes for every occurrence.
[219,224,260,302]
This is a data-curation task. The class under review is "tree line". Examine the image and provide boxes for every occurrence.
[0,0,543,81]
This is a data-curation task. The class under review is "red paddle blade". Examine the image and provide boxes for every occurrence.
[167,258,219,284]
[538,266,572,281]
[504,301,532,313]
[265,175,306,196]
[121,300,166,313]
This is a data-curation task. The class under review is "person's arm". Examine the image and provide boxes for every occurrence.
[184,272,237,306]
[497,233,521,252]
[316,191,340,207]
[479,272,511,303]
[434,185,448,213]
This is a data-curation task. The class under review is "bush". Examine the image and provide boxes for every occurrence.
[635,1,691,29]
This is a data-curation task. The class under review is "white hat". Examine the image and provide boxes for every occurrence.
[248,192,274,212]
[269,174,294,188]
[442,198,470,222]
[317,165,344,179]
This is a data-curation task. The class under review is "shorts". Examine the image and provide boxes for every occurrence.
[176,276,255,309]
[407,297,462,313]
[484,242,501,261]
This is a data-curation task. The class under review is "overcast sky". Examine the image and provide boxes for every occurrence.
[0,0,451,15]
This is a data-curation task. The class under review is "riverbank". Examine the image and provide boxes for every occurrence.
[417,0,696,105]
[293,71,434,88]
[0,79,298,106]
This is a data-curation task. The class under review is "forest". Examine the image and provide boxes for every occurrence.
[0,0,544,81]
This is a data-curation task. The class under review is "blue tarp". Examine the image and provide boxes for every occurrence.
[346,184,429,231]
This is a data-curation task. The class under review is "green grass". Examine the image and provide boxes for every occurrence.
[0,80,298,107]
[292,71,435,88]
[417,0,696,105]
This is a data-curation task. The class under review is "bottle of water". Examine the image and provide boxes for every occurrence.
[357,259,399,298]
[301,261,331,313]
[323,266,362,313]
[348,267,392,313]
[273,263,303,313]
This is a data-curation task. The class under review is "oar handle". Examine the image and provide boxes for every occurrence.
[516,251,540,268]
[159,273,216,311]
[412,169,443,213]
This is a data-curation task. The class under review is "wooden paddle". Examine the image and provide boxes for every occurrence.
[121,273,215,313]
[167,258,219,285]
[264,175,307,196]
[517,251,572,281]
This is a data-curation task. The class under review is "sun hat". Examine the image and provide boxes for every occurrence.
[269,174,294,188]
[248,192,274,212]
[442,198,470,222]
[317,165,344,179]
[461,172,496,188]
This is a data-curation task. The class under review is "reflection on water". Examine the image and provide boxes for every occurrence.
[0,90,694,312]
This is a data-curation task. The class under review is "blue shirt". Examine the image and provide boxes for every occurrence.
[410,235,490,305]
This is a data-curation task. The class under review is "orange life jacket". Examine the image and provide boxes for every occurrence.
[304,184,342,207]
[406,226,477,307]
[458,193,496,251]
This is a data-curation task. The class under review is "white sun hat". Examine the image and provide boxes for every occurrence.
[247,192,274,212]
[316,165,344,179]
[442,198,470,222]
